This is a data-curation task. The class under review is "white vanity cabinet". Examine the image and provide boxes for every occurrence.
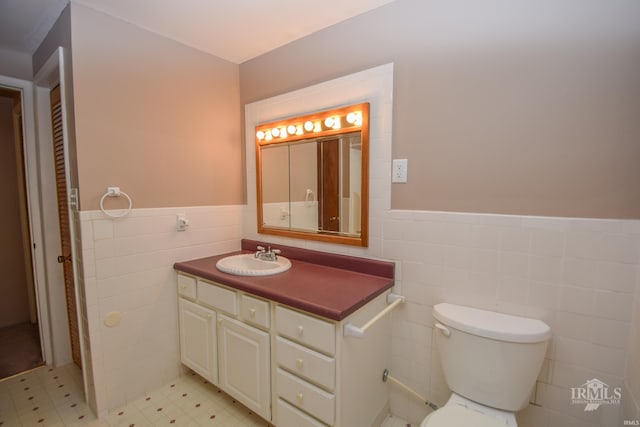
[177,274,272,420]
[273,294,390,427]
[176,271,391,427]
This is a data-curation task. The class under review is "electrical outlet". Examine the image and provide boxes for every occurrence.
[392,159,408,183]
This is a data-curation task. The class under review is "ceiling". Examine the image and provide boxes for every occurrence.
[0,0,396,63]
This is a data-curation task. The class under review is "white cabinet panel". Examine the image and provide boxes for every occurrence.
[197,279,237,315]
[177,273,196,299]
[276,306,335,355]
[277,398,327,427]
[218,314,271,420]
[240,294,270,329]
[276,336,335,391]
[276,368,335,426]
[178,298,217,384]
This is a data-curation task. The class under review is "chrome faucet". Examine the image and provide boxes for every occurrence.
[255,245,281,261]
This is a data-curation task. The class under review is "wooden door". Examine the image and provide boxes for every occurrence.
[317,139,340,232]
[50,86,81,368]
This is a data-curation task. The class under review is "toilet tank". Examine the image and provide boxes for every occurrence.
[433,303,550,411]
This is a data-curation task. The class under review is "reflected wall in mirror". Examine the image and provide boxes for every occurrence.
[256,102,369,247]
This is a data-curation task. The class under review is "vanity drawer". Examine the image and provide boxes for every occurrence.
[197,280,237,315]
[276,306,335,355]
[276,337,335,391]
[177,274,196,299]
[277,398,327,427]
[240,294,270,329]
[277,368,335,426]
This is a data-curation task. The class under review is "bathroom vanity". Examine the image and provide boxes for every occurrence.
[174,239,395,427]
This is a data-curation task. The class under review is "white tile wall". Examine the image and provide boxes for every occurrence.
[383,210,640,427]
[78,205,242,416]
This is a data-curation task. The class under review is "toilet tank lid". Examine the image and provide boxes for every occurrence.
[433,303,551,343]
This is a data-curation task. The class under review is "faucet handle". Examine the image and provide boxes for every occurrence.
[256,245,265,252]
[272,249,281,255]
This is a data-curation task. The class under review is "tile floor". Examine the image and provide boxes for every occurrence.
[0,365,411,426]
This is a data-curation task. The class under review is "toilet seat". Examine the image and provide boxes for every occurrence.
[420,405,507,427]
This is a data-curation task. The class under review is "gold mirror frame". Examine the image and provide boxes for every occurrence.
[256,102,369,247]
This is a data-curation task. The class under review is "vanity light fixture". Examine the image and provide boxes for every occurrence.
[255,103,367,143]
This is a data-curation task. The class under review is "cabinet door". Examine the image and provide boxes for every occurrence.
[178,298,218,384]
[218,314,271,420]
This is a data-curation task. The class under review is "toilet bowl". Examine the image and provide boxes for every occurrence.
[420,393,516,427]
[420,303,551,427]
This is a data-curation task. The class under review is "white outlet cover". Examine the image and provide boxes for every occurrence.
[392,158,408,183]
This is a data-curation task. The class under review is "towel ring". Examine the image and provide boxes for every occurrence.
[100,188,132,218]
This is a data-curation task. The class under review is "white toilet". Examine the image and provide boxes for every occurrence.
[421,303,551,427]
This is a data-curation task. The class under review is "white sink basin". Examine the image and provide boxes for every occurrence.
[216,254,291,276]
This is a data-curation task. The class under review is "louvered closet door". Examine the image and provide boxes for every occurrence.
[50,85,81,368]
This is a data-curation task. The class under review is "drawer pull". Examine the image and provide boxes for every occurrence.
[296,358,304,369]
[296,325,304,336]
[297,393,304,403]
[249,308,256,317]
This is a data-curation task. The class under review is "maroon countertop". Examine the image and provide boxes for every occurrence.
[173,239,395,321]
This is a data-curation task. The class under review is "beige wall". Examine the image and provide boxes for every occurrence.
[70,3,243,210]
[240,0,640,219]
[0,95,30,328]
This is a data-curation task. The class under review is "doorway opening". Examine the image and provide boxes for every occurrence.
[0,86,44,379]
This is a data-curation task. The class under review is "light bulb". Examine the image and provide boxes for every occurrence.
[287,125,297,135]
[256,130,265,140]
[324,117,334,128]
[304,121,314,132]
[272,127,280,137]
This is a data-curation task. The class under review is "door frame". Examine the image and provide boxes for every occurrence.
[33,46,85,374]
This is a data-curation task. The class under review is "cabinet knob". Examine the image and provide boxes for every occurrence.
[217,317,223,324]
[296,393,304,403]
[296,358,304,369]
[249,308,256,317]
[205,314,212,320]
[296,325,304,336]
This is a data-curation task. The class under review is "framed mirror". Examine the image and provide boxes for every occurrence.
[256,102,369,247]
